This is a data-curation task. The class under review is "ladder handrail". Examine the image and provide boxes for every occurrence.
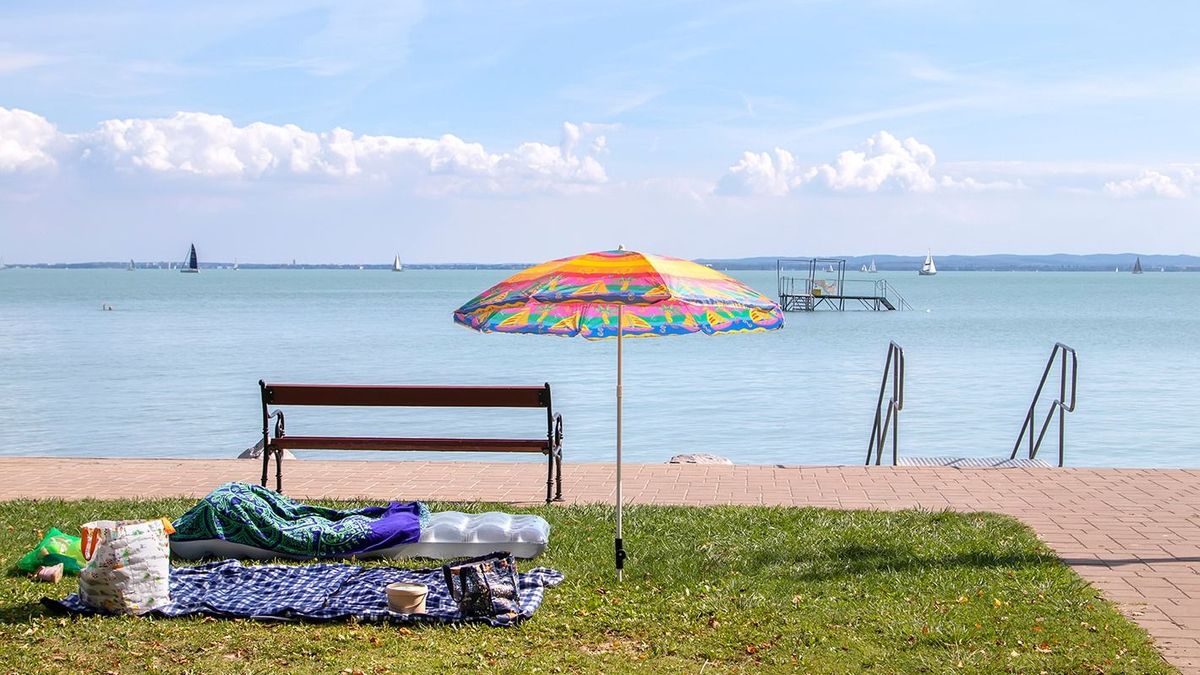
[1011,343,1077,466]
[866,341,904,465]
[874,279,912,311]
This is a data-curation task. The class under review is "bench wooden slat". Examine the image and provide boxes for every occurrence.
[272,435,550,453]
[258,380,564,502]
[263,384,548,408]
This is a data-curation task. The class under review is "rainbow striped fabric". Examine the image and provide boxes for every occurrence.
[453,249,784,339]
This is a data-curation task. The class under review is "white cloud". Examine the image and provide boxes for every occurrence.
[0,107,60,172]
[1104,169,1196,199]
[804,132,938,192]
[87,113,358,178]
[0,108,610,194]
[717,131,1016,196]
[716,148,798,196]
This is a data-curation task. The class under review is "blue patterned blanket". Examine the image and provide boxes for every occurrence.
[44,560,564,626]
[171,482,429,558]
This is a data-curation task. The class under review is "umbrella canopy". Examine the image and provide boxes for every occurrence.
[453,248,784,579]
[453,249,783,338]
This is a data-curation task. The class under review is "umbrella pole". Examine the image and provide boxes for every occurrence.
[616,304,626,581]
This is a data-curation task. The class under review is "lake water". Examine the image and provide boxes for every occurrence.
[1,268,1196,467]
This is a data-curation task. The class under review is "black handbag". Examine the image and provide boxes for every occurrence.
[442,551,520,619]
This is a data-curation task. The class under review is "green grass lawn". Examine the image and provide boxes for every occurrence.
[0,498,1172,674]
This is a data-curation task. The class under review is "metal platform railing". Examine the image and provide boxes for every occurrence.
[778,276,911,311]
[866,341,904,465]
[777,258,911,311]
[1011,343,1077,467]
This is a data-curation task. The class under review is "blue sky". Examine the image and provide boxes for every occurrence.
[1,1,1198,263]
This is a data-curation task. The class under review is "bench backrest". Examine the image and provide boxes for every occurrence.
[260,381,552,409]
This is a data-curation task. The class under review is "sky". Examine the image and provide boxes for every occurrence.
[1,0,1198,264]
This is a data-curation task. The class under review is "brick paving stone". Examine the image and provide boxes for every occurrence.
[0,458,1197,672]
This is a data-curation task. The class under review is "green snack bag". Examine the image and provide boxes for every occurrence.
[17,528,87,574]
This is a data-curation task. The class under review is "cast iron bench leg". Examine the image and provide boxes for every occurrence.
[555,448,563,501]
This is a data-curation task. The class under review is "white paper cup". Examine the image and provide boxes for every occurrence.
[386,582,428,614]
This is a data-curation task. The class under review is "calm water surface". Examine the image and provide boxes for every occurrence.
[1,268,1196,467]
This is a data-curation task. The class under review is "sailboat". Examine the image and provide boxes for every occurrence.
[919,250,937,276]
[127,259,135,271]
[860,263,869,272]
[0,258,7,271]
[1132,257,1144,275]
[392,254,403,272]
[233,258,239,271]
[869,259,878,274]
[180,244,199,273]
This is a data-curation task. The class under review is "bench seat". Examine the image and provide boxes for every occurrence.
[258,380,564,502]
[273,436,552,453]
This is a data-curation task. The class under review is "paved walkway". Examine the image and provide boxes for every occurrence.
[1,458,1197,672]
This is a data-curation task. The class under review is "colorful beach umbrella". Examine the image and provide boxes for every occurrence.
[453,248,784,579]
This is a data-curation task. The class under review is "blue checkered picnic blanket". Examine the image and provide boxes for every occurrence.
[44,560,563,626]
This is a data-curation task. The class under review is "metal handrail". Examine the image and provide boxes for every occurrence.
[1011,343,1077,466]
[866,341,905,465]
[875,280,912,311]
[892,281,909,310]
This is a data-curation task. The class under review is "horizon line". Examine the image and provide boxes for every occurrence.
[4,251,1198,268]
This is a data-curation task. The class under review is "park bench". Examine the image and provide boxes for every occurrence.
[258,380,564,503]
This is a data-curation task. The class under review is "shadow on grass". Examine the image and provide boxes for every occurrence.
[744,542,1060,582]
[0,600,49,624]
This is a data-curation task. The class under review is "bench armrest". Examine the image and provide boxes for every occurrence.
[550,413,564,502]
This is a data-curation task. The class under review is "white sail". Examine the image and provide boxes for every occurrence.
[869,259,877,273]
[233,258,239,271]
[393,254,403,272]
[919,250,937,276]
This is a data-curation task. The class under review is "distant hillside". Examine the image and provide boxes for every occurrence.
[8,262,534,270]
[8,253,1200,272]
[696,254,1200,272]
